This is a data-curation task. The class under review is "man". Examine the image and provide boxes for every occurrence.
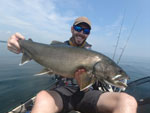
[7,17,137,113]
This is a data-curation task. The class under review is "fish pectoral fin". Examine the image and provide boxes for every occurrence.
[35,68,53,76]
[79,72,95,91]
[19,52,32,66]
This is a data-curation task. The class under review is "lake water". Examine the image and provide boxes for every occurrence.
[0,44,150,113]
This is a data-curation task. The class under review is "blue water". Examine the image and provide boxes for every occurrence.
[0,44,150,113]
[0,45,55,113]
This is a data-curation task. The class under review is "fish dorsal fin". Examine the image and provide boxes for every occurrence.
[35,68,53,76]
[19,52,32,66]
[50,40,64,45]
[28,38,33,42]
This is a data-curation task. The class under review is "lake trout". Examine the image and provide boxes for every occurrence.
[18,39,129,91]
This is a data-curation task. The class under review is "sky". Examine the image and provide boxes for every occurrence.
[0,0,150,61]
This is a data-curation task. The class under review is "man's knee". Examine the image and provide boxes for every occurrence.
[34,90,63,112]
[35,90,55,105]
[97,92,137,113]
[118,92,137,108]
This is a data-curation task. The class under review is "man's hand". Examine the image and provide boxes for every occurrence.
[7,32,25,54]
[75,69,86,86]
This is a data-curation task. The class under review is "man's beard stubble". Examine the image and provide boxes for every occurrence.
[73,34,86,46]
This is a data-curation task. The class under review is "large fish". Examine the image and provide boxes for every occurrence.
[18,39,129,91]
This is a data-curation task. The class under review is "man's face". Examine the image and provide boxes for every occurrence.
[71,23,90,46]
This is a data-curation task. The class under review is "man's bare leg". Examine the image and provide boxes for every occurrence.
[97,92,137,113]
[31,90,63,113]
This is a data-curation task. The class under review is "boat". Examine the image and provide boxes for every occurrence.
[8,76,150,113]
[125,76,150,113]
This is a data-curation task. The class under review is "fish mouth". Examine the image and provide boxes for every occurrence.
[104,74,128,90]
[104,79,128,91]
[112,74,128,81]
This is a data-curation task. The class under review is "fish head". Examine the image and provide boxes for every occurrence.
[94,60,129,89]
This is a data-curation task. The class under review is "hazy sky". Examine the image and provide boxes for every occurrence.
[0,0,150,60]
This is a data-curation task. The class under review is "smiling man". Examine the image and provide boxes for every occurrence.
[65,17,92,48]
[7,16,137,113]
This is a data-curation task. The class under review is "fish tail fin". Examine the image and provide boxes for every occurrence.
[19,39,33,66]
[19,52,32,66]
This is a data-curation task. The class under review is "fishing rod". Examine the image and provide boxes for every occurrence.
[117,15,138,64]
[113,13,138,92]
[112,10,126,60]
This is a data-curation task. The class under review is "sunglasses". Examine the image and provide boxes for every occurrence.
[73,25,90,35]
